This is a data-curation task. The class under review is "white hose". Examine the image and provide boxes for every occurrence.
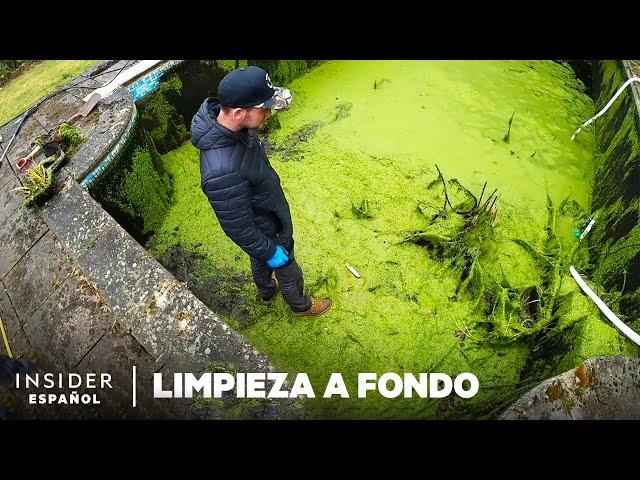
[568,74,640,345]
[579,218,595,240]
[571,76,640,141]
[569,266,640,347]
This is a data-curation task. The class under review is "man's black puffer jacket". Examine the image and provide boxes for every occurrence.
[191,98,293,262]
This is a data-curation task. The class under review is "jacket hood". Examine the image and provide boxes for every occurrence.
[190,98,250,150]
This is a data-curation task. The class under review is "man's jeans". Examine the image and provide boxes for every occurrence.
[250,246,312,312]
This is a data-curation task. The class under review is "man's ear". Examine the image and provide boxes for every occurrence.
[231,108,246,120]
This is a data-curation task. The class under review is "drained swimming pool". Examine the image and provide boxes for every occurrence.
[88,60,640,419]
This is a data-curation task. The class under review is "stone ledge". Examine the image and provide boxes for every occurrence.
[500,356,640,419]
[22,268,111,369]
[2,230,75,321]
[0,203,48,280]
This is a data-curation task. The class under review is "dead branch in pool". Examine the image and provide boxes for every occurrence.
[503,112,515,143]
[450,179,483,215]
[404,170,584,345]
[435,164,453,211]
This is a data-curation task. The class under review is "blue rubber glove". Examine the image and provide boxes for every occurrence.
[267,245,289,268]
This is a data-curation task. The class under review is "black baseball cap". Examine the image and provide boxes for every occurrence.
[218,66,292,110]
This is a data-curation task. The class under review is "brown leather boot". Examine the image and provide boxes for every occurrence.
[261,277,279,305]
[292,298,332,316]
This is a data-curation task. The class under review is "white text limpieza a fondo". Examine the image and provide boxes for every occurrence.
[154,372,479,399]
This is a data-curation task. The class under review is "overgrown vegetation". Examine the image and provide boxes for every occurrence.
[58,122,83,154]
[138,75,190,154]
[0,60,27,84]
[13,122,83,207]
[403,167,592,345]
[89,127,172,241]
[13,152,64,207]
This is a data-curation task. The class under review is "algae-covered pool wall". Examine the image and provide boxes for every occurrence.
[590,60,640,322]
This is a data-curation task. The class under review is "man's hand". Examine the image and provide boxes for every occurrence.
[267,245,290,268]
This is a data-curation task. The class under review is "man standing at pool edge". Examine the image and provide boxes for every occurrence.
[191,66,332,316]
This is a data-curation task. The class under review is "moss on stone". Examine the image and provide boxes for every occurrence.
[249,60,322,85]
[58,122,83,154]
[122,147,172,235]
[210,60,248,72]
[139,75,190,154]
[89,126,172,241]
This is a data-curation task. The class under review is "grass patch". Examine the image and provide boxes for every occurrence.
[0,60,97,125]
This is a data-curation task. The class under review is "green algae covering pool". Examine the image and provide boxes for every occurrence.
[132,61,638,418]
